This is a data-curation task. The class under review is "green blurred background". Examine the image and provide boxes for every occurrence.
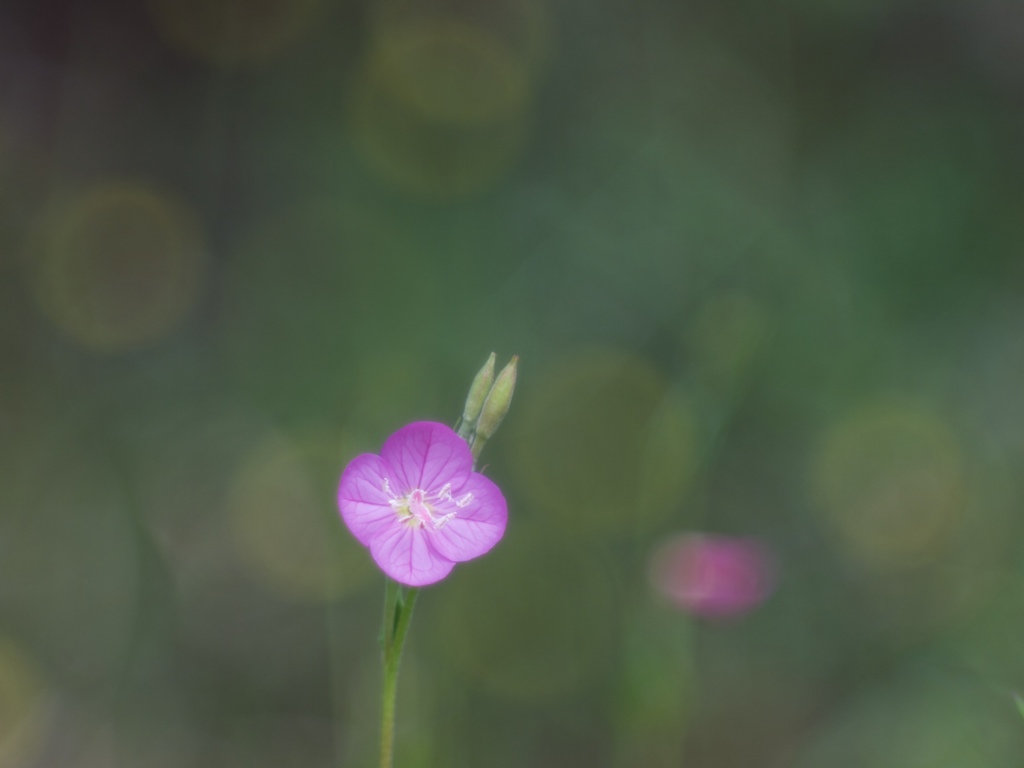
[2,0,1024,765]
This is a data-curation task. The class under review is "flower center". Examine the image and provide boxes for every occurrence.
[382,479,473,530]
[408,489,436,527]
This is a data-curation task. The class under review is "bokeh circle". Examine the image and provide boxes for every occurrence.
[27,181,205,353]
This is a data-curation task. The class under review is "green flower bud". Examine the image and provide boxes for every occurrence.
[474,355,518,448]
[457,352,496,439]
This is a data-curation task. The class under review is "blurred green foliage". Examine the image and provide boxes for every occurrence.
[2,0,1024,766]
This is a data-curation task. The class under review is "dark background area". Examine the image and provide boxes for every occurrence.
[2,0,1024,766]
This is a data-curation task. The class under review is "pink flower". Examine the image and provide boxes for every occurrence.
[337,422,507,587]
[649,533,775,619]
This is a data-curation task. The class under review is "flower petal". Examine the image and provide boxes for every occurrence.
[338,453,399,546]
[370,524,455,587]
[380,422,472,492]
[428,472,507,562]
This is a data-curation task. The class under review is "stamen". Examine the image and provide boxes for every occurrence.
[409,489,435,527]
[384,478,410,514]
[386,484,465,530]
[433,511,456,529]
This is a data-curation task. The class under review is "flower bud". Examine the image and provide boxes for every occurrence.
[474,355,518,444]
[458,352,496,439]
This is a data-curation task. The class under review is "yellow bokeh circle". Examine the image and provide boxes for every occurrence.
[28,181,205,353]
[370,21,530,126]
[509,349,697,536]
[368,0,553,79]
[811,401,965,571]
[349,20,531,199]
[430,524,615,701]
[226,433,375,602]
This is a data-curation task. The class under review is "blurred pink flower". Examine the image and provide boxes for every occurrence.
[649,533,775,619]
[337,421,507,586]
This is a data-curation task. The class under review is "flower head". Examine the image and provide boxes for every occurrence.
[338,421,508,586]
[649,533,775,619]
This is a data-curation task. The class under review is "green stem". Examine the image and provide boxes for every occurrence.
[470,434,487,468]
[382,578,400,649]
[379,581,419,768]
